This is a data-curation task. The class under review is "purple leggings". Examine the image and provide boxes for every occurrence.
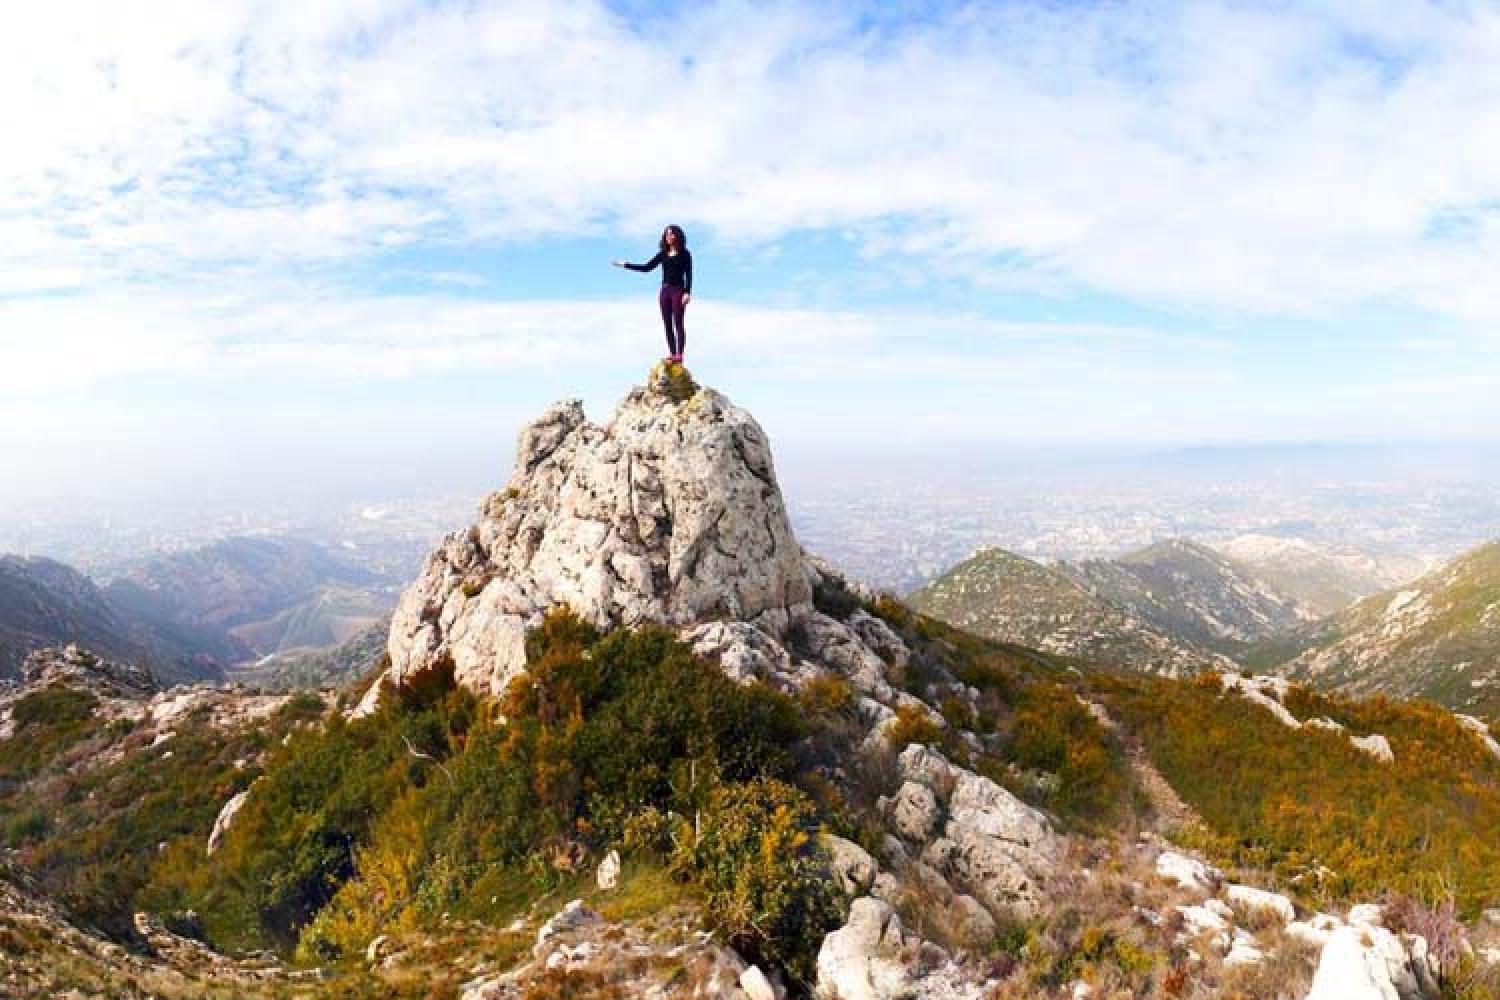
[658,284,687,356]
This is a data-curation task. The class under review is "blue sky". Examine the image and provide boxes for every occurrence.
[2,0,1499,500]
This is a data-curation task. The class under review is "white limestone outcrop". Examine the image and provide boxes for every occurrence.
[359,368,812,712]
[816,897,916,1000]
[884,744,1059,919]
[1302,906,1439,1000]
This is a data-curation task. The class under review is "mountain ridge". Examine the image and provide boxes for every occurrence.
[1282,539,1500,715]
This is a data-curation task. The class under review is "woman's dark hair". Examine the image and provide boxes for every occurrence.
[659,224,688,253]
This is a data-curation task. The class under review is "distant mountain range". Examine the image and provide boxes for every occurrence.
[103,536,381,632]
[0,555,164,679]
[907,546,1231,676]
[913,533,1500,718]
[1059,539,1311,661]
[0,537,397,685]
[1217,533,1432,618]
[909,535,1431,678]
[1283,540,1500,715]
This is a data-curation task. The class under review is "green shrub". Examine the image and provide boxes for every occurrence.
[811,576,861,620]
[887,704,943,748]
[799,674,855,717]
[1007,683,1128,824]
[3,808,49,845]
[654,361,699,403]
[669,778,843,985]
[228,610,820,978]
[0,687,101,779]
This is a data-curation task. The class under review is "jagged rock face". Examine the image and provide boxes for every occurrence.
[366,371,812,708]
[883,744,1059,920]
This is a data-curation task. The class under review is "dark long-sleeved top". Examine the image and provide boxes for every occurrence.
[625,249,692,294]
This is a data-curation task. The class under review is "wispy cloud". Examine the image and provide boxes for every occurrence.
[6,1,1500,320]
[0,282,1223,394]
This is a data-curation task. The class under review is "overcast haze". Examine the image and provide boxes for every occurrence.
[4,0,1500,503]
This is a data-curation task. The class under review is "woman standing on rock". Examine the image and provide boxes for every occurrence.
[613,225,692,363]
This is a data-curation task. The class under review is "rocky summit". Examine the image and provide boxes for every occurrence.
[361,362,811,710]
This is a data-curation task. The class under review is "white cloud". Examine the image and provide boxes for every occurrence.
[5,0,1500,323]
[0,281,1223,394]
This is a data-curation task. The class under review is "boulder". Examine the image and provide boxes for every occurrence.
[951,894,998,946]
[1175,903,1231,953]
[892,744,1058,918]
[1457,714,1500,761]
[1224,929,1265,967]
[534,900,600,957]
[596,850,620,891]
[740,965,782,1000]
[1287,914,1344,949]
[1303,923,1436,1000]
[823,834,879,897]
[1154,850,1221,894]
[883,781,940,843]
[1351,733,1395,763]
[1225,883,1296,925]
[816,897,915,1000]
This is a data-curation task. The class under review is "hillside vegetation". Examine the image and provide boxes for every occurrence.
[908,547,1225,677]
[1098,670,1500,916]
[59,601,1132,992]
[1284,540,1500,715]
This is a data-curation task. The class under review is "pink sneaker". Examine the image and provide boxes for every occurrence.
[672,353,684,363]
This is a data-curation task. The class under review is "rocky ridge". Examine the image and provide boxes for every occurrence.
[1218,534,1430,619]
[1282,540,1500,714]
[0,555,157,679]
[0,863,308,1000]
[907,547,1232,677]
[362,366,812,711]
[1060,539,1313,658]
[0,644,299,750]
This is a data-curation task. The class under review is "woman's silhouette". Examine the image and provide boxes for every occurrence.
[613,225,693,362]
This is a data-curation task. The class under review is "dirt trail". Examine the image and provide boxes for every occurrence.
[1083,699,1205,836]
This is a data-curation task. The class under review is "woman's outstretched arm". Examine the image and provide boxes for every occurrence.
[614,252,664,272]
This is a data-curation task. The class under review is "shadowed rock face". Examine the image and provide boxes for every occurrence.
[361,366,812,710]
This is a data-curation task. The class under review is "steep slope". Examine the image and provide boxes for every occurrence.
[104,536,385,642]
[1061,538,1312,659]
[907,546,1229,677]
[1283,540,1500,714]
[227,582,391,653]
[1218,533,1429,618]
[0,555,235,684]
[0,555,152,677]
